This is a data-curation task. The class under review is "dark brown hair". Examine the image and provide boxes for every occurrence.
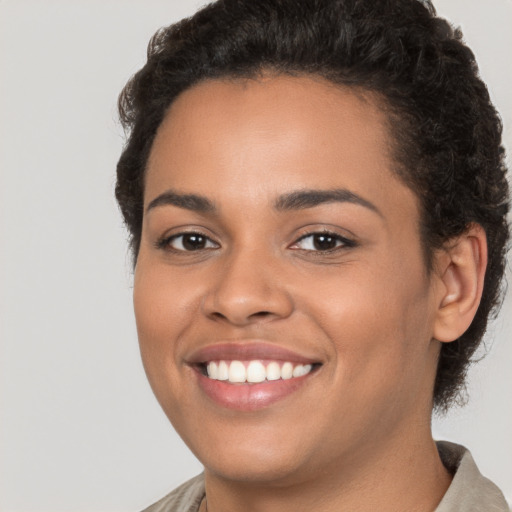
[116,0,510,411]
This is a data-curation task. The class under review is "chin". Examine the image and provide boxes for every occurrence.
[180,423,313,485]
[203,452,311,485]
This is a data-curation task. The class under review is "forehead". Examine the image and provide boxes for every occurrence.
[145,75,416,222]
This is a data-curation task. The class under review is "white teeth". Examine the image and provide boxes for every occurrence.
[247,361,266,383]
[228,360,246,383]
[266,361,281,381]
[205,360,313,382]
[207,361,218,380]
[292,364,312,377]
[217,360,229,380]
[281,362,293,380]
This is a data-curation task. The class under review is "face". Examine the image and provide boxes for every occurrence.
[134,76,442,485]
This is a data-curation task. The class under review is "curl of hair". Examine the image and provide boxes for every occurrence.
[116,0,510,411]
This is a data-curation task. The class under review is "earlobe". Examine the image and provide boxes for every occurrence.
[433,224,488,343]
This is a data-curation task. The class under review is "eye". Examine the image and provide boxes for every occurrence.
[291,231,354,252]
[159,232,219,252]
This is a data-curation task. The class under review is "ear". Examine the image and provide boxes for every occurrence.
[433,224,488,343]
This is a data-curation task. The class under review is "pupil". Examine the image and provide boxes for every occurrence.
[313,234,336,250]
[183,234,206,250]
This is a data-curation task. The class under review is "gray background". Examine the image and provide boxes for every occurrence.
[0,0,510,510]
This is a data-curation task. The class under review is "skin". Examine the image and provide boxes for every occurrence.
[134,75,486,511]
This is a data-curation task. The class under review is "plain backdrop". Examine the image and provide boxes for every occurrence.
[0,0,510,510]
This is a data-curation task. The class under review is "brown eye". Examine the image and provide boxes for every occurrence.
[292,231,354,252]
[312,233,339,250]
[182,234,207,250]
[164,233,218,251]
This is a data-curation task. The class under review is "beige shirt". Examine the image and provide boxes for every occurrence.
[142,442,509,512]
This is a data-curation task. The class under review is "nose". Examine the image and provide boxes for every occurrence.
[202,248,294,326]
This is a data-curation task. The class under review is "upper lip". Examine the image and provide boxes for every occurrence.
[186,341,321,365]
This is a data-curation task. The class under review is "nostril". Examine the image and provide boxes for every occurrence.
[211,312,228,321]
[208,309,275,324]
[203,281,294,324]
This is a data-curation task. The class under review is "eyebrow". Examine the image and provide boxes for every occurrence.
[146,187,382,217]
[274,188,382,216]
[146,190,216,213]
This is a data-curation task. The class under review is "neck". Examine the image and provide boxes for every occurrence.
[203,427,452,512]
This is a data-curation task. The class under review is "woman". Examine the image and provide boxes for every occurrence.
[115,0,510,510]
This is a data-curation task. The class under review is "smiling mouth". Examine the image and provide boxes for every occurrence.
[188,342,322,410]
[199,360,320,383]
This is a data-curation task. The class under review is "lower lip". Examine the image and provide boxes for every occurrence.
[195,371,313,411]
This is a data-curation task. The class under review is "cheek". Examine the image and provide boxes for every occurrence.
[132,261,199,399]
[134,260,200,341]
[300,258,434,387]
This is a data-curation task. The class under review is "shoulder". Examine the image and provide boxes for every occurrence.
[141,474,205,512]
[436,441,510,512]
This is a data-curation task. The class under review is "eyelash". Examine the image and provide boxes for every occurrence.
[156,229,356,254]
[156,231,218,252]
[291,230,356,252]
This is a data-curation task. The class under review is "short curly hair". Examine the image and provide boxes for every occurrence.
[116,0,510,411]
